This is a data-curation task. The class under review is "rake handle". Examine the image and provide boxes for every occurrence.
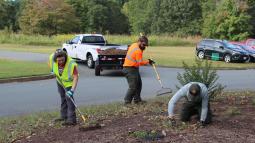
[68,96,87,122]
[58,81,87,123]
[152,63,164,88]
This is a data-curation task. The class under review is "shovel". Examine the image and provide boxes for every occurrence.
[151,63,172,96]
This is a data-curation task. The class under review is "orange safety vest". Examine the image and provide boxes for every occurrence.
[123,43,149,67]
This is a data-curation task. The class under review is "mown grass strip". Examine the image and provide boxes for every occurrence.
[0,44,56,54]
[145,46,255,69]
[1,44,255,69]
[0,59,50,79]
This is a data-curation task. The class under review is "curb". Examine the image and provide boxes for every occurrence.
[0,74,55,84]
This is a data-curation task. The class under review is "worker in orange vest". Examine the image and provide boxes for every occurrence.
[123,36,155,104]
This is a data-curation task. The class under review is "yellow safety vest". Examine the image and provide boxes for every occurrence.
[49,53,77,88]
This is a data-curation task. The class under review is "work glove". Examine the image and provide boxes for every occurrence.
[66,90,74,97]
[167,116,176,126]
[148,59,155,65]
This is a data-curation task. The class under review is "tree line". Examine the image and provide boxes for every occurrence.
[0,0,255,40]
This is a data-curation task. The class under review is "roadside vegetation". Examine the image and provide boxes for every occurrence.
[0,59,49,79]
[0,33,199,47]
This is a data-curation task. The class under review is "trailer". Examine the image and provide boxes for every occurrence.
[95,48,127,76]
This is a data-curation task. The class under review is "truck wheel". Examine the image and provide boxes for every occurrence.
[87,55,95,69]
[95,66,100,76]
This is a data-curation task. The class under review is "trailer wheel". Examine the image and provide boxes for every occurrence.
[95,66,100,76]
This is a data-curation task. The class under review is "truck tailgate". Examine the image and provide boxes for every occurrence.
[97,55,126,66]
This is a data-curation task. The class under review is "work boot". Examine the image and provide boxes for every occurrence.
[54,118,66,123]
[134,100,147,105]
[62,121,77,126]
[124,100,132,105]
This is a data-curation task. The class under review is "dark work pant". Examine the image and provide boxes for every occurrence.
[180,101,212,124]
[123,67,142,103]
[57,82,76,123]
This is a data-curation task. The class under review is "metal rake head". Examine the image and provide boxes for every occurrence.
[156,88,172,96]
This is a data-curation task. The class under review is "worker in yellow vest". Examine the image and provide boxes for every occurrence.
[123,36,155,104]
[49,49,79,126]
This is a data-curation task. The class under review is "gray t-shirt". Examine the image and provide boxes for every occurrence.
[168,82,209,121]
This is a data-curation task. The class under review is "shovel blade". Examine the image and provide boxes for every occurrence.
[156,88,172,96]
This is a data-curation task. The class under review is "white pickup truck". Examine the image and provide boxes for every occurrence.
[62,34,128,76]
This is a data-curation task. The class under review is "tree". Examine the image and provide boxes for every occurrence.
[246,0,255,37]
[110,0,129,7]
[123,0,158,34]
[0,0,20,32]
[202,0,252,40]
[68,0,129,34]
[19,0,80,35]
[0,0,8,29]
[155,0,202,35]
[106,1,130,34]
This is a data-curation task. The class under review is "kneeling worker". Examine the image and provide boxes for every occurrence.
[168,82,212,126]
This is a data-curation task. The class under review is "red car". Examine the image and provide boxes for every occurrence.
[245,39,255,49]
[237,39,255,49]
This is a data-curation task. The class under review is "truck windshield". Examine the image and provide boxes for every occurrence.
[81,36,105,44]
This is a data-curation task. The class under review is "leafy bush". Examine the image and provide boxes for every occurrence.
[177,58,225,100]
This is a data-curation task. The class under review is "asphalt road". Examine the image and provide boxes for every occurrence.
[0,50,255,117]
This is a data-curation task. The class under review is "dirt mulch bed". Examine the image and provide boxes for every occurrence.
[16,95,255,143]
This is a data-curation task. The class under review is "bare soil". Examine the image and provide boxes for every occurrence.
[98,48,127,55]
[16,95,255,143]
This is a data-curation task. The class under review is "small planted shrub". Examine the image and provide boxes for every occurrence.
[177,58,225,100]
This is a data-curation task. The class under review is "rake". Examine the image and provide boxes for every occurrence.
[151,63,172,96]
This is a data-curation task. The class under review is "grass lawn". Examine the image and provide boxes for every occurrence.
[1,44,255,69]
[0,44,57,54]
[145,46,255,69]
[0,58,50,79]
